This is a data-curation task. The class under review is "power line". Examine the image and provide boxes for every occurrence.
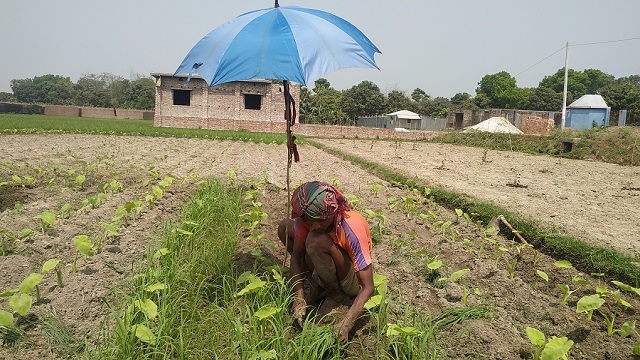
[572,36,640,46]
[514,45,565,78]
[514,36,640,78]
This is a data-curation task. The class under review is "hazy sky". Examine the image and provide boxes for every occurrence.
[1,0,638,98]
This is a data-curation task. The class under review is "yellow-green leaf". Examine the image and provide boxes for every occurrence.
[525,327,545,346]
[19,273,44,294]
[73,235,94,256]
[9,293,32,316]
[131,324,156,344]
[254,306,279,320]
[135,299,158,320]
[42,259,61,275]
[0,310,14,327]
[576,294,605,314]
[144,282,167,292]
[540,336,573,360]
[554,260,572,269]
[153,248,170,259]
[364,295,383,310]
[236,279,265,297]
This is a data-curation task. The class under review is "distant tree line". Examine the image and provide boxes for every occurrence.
[1,68,638,125]
[0,73,155,110]
[301,69,640,126]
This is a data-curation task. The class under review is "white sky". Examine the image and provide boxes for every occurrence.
[1,0,638,98]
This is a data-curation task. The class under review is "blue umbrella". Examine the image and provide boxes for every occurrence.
[174,3,381,87]
[174,2,380,257]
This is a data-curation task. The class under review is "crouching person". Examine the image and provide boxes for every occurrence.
[278,181,374,343]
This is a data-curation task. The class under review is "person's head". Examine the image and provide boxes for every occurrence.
[291,181,350,232]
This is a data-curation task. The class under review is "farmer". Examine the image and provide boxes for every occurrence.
[278,181,374,343]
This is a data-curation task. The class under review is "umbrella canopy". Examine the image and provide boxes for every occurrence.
[174,5,381,87]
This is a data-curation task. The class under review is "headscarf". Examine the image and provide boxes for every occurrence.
[291,181,350,225]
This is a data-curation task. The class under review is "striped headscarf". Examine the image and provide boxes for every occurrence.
[291,181,350,223]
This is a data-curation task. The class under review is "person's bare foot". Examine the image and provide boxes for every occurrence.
[306,286,327,306]
[317,293,343,317]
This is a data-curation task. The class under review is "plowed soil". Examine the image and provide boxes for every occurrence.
[1,134,639,359]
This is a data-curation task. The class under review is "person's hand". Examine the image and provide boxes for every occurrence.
[333,318,351,344]
[292,297,307,326]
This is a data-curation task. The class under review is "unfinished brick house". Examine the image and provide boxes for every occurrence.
[151,73,300,132]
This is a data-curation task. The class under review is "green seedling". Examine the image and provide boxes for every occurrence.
[34,209,56,234]
[460,284,482,306]
[364,209,387,242]
[23,175,36,188]
[99,222,119,253]
[1,229,19,256]
[42,258,63,287]
[525,326,574,360]
[364,273,389,340]
[60,203,74,220]
[554,260,573,279]
[507,258,518,279]
[370,182,384,196]
[11,174,22,187]
[533,270,549,289]
[75,174,86,189]
[108,179,123,194]
[611,280,640,296]
[577,291,633,335]
[557,284,577,305]
[72,235,94,273]
[455,208,472,225]
[345,194,362,211]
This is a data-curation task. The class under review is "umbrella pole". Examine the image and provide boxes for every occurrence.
[284,80,292,267]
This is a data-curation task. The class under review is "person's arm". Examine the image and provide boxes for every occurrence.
[334,264,374,343]
[289,237,307,323]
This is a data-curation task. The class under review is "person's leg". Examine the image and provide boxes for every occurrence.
[304,231,353,315]
[277,219,324,304]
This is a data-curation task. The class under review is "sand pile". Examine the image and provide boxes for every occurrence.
[464,117,523,134]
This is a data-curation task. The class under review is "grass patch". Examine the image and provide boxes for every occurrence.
[309,140,640,286]
[0,114,289,144]
[41,311,86,358]
[429,127,640,166]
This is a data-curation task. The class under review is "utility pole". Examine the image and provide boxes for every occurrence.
[561,42,569,129]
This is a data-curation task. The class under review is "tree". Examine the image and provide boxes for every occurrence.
[303,78,346,125]
[74,74,109,107]
[475,71,519,108]
[411,88,428,102]
[313,78,331,93]
[121,77,155,110]
[450,92,471,106]
[0,92,15,102]
[11,74,75,105]
[386,89,412,113]
[529,87,563,111]
[538,68,588,104]
[583,69,614,94]
[422,97,452,118]
[340,81,386,123]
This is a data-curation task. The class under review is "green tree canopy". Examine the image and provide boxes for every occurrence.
[411,88,428,102]
[11,74,75,105]
[475,71,520,108]
[386,89,412,113]
[529,87,563,111]
[341,80,386,123]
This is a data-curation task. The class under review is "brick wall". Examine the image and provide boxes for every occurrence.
[519,116,555,134]
[43,105,80,117]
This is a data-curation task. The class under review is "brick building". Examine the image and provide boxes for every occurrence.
[151,73,300,132]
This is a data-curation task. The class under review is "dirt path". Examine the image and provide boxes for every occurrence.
[312,138,640,258]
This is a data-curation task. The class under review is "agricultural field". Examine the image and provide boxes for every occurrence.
[1,133,640,359]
